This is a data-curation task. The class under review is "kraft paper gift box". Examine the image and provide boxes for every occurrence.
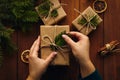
[40,25,70,65]
[72,6,102,35]
[36,0,67,25]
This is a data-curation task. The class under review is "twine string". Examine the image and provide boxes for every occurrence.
[41,26,70,60]
[74,8,97,34]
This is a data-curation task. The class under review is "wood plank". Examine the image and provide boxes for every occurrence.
[89,15,104,79]
[79,0,90,11]
[17,24,40,80]
[79,0,104,79]
[104,0,120,80]
[89,4,104,80]
[0,31,17,80]
[59,0,80,26]
[1,0,120,80]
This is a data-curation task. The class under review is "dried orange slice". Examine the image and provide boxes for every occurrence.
[21,50,30,63]
[93,0,107,13]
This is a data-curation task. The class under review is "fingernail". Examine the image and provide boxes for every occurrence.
[38,36,40,38]
[62,34,67,38]
[66,32,69,34]
[53,52,57,55]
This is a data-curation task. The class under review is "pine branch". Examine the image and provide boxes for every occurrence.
[37,0,58,18]
[0,0,39,66]
[50,31,67,51]
[50,31,74,51]
[0,26,17,55]
[55,31,67,47]
[51,9,58,17]
[78,17,87,25]
[0,0,39,32]
[38,1,51,18]
[90,15,99,27]
[78,15,99,28]
[0,25,17,66]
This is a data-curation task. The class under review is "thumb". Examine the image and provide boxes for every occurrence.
[62,34,75,48]
[45,52,57,65]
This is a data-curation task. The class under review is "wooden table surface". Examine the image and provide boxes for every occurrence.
[0,0,120,80]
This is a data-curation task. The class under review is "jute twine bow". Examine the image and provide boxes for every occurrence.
[74,8,97,34]
[41,35,70,60]
[98,40,120,56]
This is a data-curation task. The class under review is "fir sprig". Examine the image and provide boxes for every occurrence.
[37,0,58,18]
[0,26,17,53]
[78,17,87,25]
[50,31,73,51]
[51,9,58,17]
[55,31,67,47]
[0,0,39,32]
[90,16,99,27]
[0,0,39,66]
[78,15,99,28]
[38,1,51,18]
[50,31,67,51]
[0,25,17,66]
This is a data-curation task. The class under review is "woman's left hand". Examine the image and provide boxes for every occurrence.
[27,36,57,80]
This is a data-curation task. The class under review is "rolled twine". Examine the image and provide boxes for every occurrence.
[74,8,97,34]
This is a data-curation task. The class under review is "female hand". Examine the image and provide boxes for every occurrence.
[62,32,95,78]
[62,32,90,64]
[27,36,57,80]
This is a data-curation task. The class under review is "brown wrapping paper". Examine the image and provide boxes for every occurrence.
[36,0,67,25]
[72,6,102,35]
[40,25,70,65]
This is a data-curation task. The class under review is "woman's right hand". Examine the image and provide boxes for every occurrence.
[62,32,95,78]
[62,32,90,64]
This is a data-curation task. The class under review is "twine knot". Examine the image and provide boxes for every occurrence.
[74,8,97,34]
[41,35,70,59]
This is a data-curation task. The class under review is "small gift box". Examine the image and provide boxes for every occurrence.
[40,25,70,65]
[72,6,102,35]
[35,0,67,25]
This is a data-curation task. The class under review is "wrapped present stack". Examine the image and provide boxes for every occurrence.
[72,6,102,35]
[40,25,70,65]
[35,0,67,25]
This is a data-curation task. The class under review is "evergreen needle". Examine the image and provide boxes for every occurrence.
[78,15,99,28]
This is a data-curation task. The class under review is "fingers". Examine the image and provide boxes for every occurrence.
[30,39,37,52]
[45,52,57,65]
[62,34,75,48]
[68,31,88,40]
[30,36,40,56]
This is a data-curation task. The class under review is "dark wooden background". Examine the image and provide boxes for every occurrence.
[0,0,120,80]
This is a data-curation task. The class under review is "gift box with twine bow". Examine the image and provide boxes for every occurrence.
[72,6,102,35]
[40,25,70,65]
[35,0,67,25]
